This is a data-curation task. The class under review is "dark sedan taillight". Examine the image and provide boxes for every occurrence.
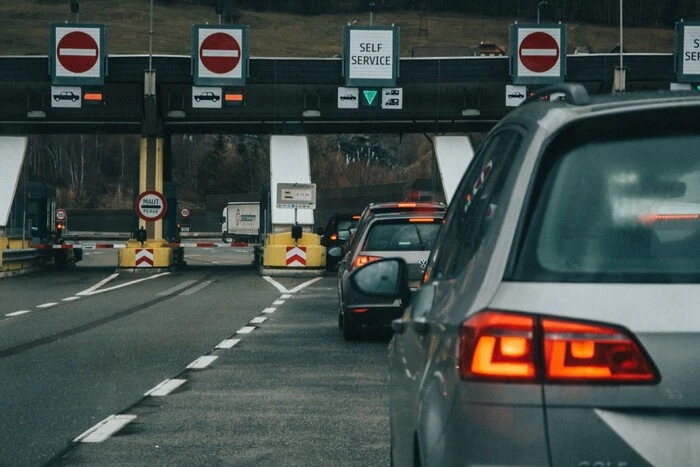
[459,311,659,384]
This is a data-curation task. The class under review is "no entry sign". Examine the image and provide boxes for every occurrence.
[135,191,168,222]
[193,25,248,86]
[510,24,566,85]
[519,32,559,73]
[51,24,106,85]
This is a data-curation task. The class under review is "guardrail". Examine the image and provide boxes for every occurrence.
[1,244,81,274]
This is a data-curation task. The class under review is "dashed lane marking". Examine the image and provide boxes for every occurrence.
[6,310,31,317]
[216,338,241,349]
[262,307,276,314]
[236,325,256,334]
[37,302,59,309]
[250,316,267,324]
[74,414,137,443]
[144,379,187,397]
[187,355,218,369]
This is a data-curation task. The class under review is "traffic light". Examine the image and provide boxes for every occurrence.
[693,83,700,92]
[55,222,64,242]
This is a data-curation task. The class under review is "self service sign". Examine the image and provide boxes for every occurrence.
[343,26,399,87]
[675,21,700,81]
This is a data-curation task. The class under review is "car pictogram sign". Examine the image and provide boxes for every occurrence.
[51,24,105,85]
[135,191,168,222]
[519,31,560,73]
[193,25,249,86]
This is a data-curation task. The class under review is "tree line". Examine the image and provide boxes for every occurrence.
[166,0,700,27]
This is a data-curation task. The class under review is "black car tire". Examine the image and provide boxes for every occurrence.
[342,309,361,341]
[338,310,344,329]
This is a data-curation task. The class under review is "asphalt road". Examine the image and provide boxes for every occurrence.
[0,246,391,467]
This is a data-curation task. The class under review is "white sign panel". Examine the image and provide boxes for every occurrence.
[506,85,527,107]
[277,183,317,209]
[53,26,102,79]
[192,86,223,108]
[681,25,700,75]
[517,28,562,78]
[338,87,359,109]
[381,88,403,109]
[0,137,27,227]
[197,28,244,80]
[348,29,395,81]
[51,86,82,108]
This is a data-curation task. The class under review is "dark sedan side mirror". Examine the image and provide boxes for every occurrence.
[349,257,411,303]
[327,246,344,258]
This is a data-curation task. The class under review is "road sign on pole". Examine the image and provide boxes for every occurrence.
[55,208,68,222]
[675,21,700,82]
[50,24,106,85]
[135,190,168,222]
[193,25,249,86]
[343,25,399,87]
[510,24,566,85]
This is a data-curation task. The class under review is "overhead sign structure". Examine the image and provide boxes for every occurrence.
[135,190,168,222]
[510,24,567,85]
[675,21,700,82]
[193,25,249,86]
[343,25,399,87]
[50,24,106,85]
[276,183,316,209]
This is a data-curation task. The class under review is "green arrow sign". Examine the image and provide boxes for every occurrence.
[362,89,379,106]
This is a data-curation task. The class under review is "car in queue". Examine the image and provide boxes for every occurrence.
[320,211,360,271]
[335,202,445,341]
[346,84,700,466]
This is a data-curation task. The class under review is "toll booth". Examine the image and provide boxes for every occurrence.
[6,181,57,244]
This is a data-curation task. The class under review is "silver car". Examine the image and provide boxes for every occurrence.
[348,84,700,465]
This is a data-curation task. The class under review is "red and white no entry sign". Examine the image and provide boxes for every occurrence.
[135,191,168,222]
[200,31,241,75]
[57,30,99,74]
[519,31,560,73]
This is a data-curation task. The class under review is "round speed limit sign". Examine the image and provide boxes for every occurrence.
[55,208,67,221]
[180,207,191,219]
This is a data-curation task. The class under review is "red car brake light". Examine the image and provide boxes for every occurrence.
[459,311,658,384]
[353,255,382,268]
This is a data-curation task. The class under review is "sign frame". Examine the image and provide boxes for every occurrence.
[276,183,317,209]
[343,25,399,87]
[510,23,567,85]
[192,24,249,86]
[135,190,168,222]
[675,21,700,82]
[50,24,107,86]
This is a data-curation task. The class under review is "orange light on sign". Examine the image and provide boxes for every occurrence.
[83,92,103,101]
[224,93,243,102]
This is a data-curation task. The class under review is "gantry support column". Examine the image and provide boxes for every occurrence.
[118,70,172,270]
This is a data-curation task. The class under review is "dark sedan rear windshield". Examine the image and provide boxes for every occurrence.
[363,219,441,252]
[513,132,700,283]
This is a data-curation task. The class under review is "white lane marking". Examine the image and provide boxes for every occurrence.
[144,379,187,397]
[156,280,197,296]
[273,300,284,306]
[179,280,214,296]
[77,273,119,295]
[289,277,324,293]
[262,307,276,314]
[263,276,288,293]
[74,414,137,443]
[216,338,241,349]
[187,355,218,369]
[281,294,292,299]
[78,272,170,296]
[250,316,267,324]
[37,302,59,309]
[236,326,256,334]
[6,310,31,317]
[62,296,80,302]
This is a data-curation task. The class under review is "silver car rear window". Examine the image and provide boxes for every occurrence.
[363,220,441,252]
[515,133,700,282]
